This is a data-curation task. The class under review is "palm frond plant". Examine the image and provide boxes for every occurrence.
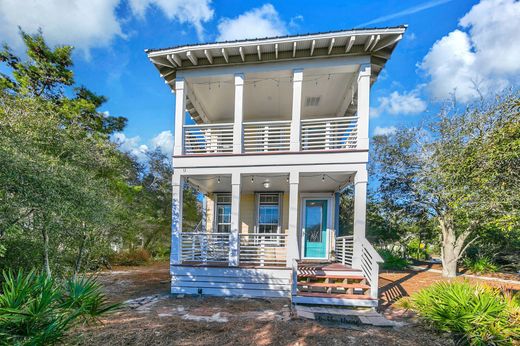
[0,269,119,345]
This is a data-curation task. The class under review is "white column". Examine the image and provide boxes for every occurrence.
[173,78,186,156]
[357,64,371,150]
[201,194,207,232]
[290,69,303,151]
[286,171,300,267]
[352,167,368,269]
[233,73,244,154]
[171,172,183,265]
[229,173,241,266]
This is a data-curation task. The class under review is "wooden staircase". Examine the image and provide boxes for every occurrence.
[292,261,378,307]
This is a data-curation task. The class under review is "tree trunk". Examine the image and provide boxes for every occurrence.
[439,216,472,278]
[41,226,51,277]
[74,230,87,278]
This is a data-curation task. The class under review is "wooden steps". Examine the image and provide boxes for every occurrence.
[295,261,374,306]
[297,282,370,289]
[297,292,376,300]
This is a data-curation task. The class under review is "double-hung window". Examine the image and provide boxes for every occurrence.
[256,193,281,234]
[215,194,231,233]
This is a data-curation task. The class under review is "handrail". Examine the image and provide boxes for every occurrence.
[362,238,384,263]
[183,122,234,128]
[301,116,358,123]
[243,120,291,125]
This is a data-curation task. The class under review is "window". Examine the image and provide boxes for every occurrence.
[257,193,281,234]
[215,194,231,233]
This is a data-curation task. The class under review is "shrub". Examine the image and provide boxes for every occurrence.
[407,281,519,345]
[379,249,409,270]
[462,256,498,274]
[0,270,119,345]
[110,248,151,266]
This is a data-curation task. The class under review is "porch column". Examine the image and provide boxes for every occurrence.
[233,73,244,154]
[352,167,368,269]
[286,171,300,267]
[229,173,241,266]
[357,64,371,150]
[171,172,184,265]
[173,78,186,156]
[201,194,207,232]
[290,69,303,151]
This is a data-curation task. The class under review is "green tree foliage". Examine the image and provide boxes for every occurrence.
[0,31,195,276]
[372,93,520,277]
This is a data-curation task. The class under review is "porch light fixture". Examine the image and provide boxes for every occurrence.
[263,180,270,189]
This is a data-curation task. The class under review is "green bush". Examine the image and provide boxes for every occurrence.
[406,281,519,345]
[109,248,151,266]
[0,270,119,345]
[379,249,409,270]
[462,256,498,274]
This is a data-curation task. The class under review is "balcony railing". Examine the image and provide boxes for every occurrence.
[183,123,234,154]
[243,121,291,153]
[239,233,287,266]
[181,116,359,155]
[335,235,354,266]
[301,116,358,151]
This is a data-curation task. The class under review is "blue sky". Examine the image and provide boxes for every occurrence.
[1,0,519,158]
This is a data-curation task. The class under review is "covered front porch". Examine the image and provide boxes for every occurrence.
[170,165,383,303]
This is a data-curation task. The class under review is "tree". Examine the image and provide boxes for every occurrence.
[372,93,520,277]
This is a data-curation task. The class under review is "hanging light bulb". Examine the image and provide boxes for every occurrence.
[286,176,289,183]
[217,176,221,184]
[322,174,325,182]
[251,176,254,183]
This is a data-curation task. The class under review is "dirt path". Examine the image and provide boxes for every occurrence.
[67,262,453,346]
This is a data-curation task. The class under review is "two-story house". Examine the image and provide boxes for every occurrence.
[146,26,406,307]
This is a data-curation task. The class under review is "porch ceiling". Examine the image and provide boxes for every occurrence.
[186,172,354,194]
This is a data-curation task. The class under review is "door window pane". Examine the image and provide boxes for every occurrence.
[305,201,323,243]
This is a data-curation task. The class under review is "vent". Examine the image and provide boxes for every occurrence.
[305,96,321,107]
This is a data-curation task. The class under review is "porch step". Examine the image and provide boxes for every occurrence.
[296,292,375,300]
[297,274,365,281]
[297,282,370,289]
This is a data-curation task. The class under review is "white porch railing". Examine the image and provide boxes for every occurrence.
[180,232,230,263]
[335,235,354,266]
[360,239,384,299]
[239,233,287,266]
[183,123,234,154]
[334,236,383,299]
[301,116,358,151]
[243,121,291,152]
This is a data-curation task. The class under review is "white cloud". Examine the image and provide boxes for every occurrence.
[128,0,214,40]
[419,0,520,102]
[217,4,288,41]
[0,0,123,56]
[113,132,149,162]
[150,130,174,156]
[374,126,398,136]
[372,90,427,117]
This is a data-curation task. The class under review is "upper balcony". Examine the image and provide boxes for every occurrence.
[146,27,406,161]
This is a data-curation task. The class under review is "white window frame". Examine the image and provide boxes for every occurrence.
[255,192,283,234]
[214,193,231,233]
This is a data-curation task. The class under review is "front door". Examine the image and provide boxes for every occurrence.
[303,199,328,259]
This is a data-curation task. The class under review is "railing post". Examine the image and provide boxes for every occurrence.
[174,78,186,156]
[352,168,368,269]
[357,64,371,150]
[325,121,331,150]
[171,173,183,265]
[229,173,241,266]
[263,125,269,152]
[290,69,303,151]
[286,171,300,267]
[342,238,346,265]
[233,73,244,154]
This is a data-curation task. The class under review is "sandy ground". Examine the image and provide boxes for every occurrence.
[66,262,457,346]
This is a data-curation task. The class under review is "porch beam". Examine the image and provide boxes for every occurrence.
[229,173,241,267]
[173,78,186,156]
[290,69,304,151]
[233,73,244,154]
[171,173,184,265]
[286,171,300,267]
[357,64,371,150]
[351,168,367,269]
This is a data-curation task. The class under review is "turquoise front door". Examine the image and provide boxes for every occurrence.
[303,200,328,258]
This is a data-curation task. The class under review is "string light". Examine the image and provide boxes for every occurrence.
[322,174,325,182]
[251,176,254,183]
[217,176,221,184]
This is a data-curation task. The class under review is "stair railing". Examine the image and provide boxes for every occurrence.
[360,238,384,299]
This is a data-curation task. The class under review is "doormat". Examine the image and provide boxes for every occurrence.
[314,313,363,329]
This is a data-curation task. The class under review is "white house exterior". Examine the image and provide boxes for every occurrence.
[146,26,406,307]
